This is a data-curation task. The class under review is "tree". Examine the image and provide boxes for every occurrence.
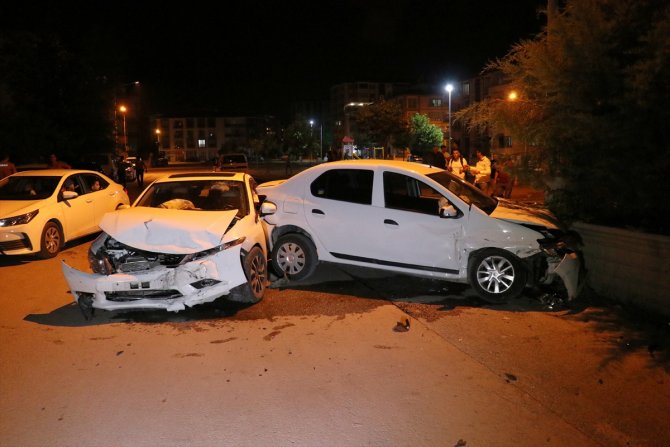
[0,31,113,164]
[454,0,670,234]
[351,100,407,150]
[409,113,443,155]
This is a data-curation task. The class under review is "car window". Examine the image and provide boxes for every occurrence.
[80,173,109,194]
[426,171,498,214]
[383,172,446,216]
[0,176,60,200]
[310,169,373,205]
[60,174,84,199]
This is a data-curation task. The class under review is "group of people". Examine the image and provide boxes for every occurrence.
[422,145,512,197]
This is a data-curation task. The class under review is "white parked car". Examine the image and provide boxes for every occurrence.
[217,153,248,171]
[61,172,268,319]
[0,169,129,258]
[258,160,584,304]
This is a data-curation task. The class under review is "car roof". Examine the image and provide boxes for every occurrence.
[309,159,443,174]
[11,169,108,177]
[155,172,248,182]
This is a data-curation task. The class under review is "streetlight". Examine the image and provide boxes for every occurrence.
[119,105,128,152]
[445,83,454,150]
[155,128,161,144]
[309,119,323,160]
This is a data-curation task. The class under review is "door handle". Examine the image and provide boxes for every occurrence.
[312,209,325,215]
[384,219,398,225]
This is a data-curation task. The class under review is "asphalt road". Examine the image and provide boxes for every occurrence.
[1,163,668,446]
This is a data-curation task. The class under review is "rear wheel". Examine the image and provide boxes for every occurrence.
[468,249,526,303]
[271,234,317,281]
[38,222,63,259]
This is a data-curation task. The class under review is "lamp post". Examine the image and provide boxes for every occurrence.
[119,105,128,153]
[309,119,323,160]
[445,83,453,150]
[155,128,161,145]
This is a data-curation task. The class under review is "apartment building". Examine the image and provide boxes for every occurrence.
[151,115,278,163]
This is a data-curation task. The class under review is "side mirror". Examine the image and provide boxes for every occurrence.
[440,204,460,218]
[259,201,277,217]
[62,190,79,200]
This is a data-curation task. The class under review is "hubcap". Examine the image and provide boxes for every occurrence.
[45,227,60,254]
[277,242,305,275]
[476,255,515,294]
[249,253,266,296]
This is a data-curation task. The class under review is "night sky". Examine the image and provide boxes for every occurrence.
[5,0,546,117]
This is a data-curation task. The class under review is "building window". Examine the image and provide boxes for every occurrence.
[408,98,418,109]
[173,120,183,129]
[187,130,195,148]
[431,98,442,107]
[207,117,215,127]
[463,82,470,96]
[186,118,194,128]
[208,131,217,148]
[198,139,206,148]
[197,117,205,128]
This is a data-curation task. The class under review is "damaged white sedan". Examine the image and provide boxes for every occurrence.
[61,172,268,319]
[258,160,585,305]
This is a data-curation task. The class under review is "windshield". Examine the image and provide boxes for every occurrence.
[135,180,249,216]
[0,176,61,200]
[426,171,498,214]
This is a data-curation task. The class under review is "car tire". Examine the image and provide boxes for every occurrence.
[468,248,526,303]
[38,221,63,259]
[271,233,318,281]
[230,246,267,304]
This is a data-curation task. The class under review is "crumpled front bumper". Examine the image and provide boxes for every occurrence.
[61,247,247,313]
[547,251,585,301]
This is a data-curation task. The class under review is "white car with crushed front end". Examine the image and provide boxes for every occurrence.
[61,172,268,319]
[257,160,584,304]
[0,169,129,258]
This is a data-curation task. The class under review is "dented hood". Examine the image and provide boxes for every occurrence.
[490,199,561,230]
[99,207,238,254]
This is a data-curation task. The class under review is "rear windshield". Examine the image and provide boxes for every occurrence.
[221,155,247,164]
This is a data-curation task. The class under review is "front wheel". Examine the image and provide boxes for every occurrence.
[38,222,63,259]
[271,234,318,281]
[468,249,526,303]
[229,246,267,303]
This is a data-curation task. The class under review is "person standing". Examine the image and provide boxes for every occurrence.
[428,145,446,169]
[0,154,17,179]
[447,148,468,180]
[440,145,450,166]
[117,156,127,189]
[466,149,492,190]
[135,157,146,187]
[48,153,71,169]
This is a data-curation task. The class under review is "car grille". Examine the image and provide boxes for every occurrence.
[0,239,32,252]
[105,290,183,301]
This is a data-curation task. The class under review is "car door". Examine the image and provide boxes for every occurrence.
[371,170,463,276]
[79,173,118,229]
[59,174,98,238]
[303,168,383,262]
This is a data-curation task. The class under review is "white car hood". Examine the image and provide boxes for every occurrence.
[1,200,47,217]
[99,207,239,254]
[490,199,561,230]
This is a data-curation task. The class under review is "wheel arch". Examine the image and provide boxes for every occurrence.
[270,224,316,249]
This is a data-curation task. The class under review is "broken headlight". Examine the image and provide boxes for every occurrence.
[179,236,246,264]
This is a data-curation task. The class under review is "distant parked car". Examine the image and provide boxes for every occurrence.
[218,153,248,171]
[61,171,268,319]
[257,160,584,304]
[0,169,129,258]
